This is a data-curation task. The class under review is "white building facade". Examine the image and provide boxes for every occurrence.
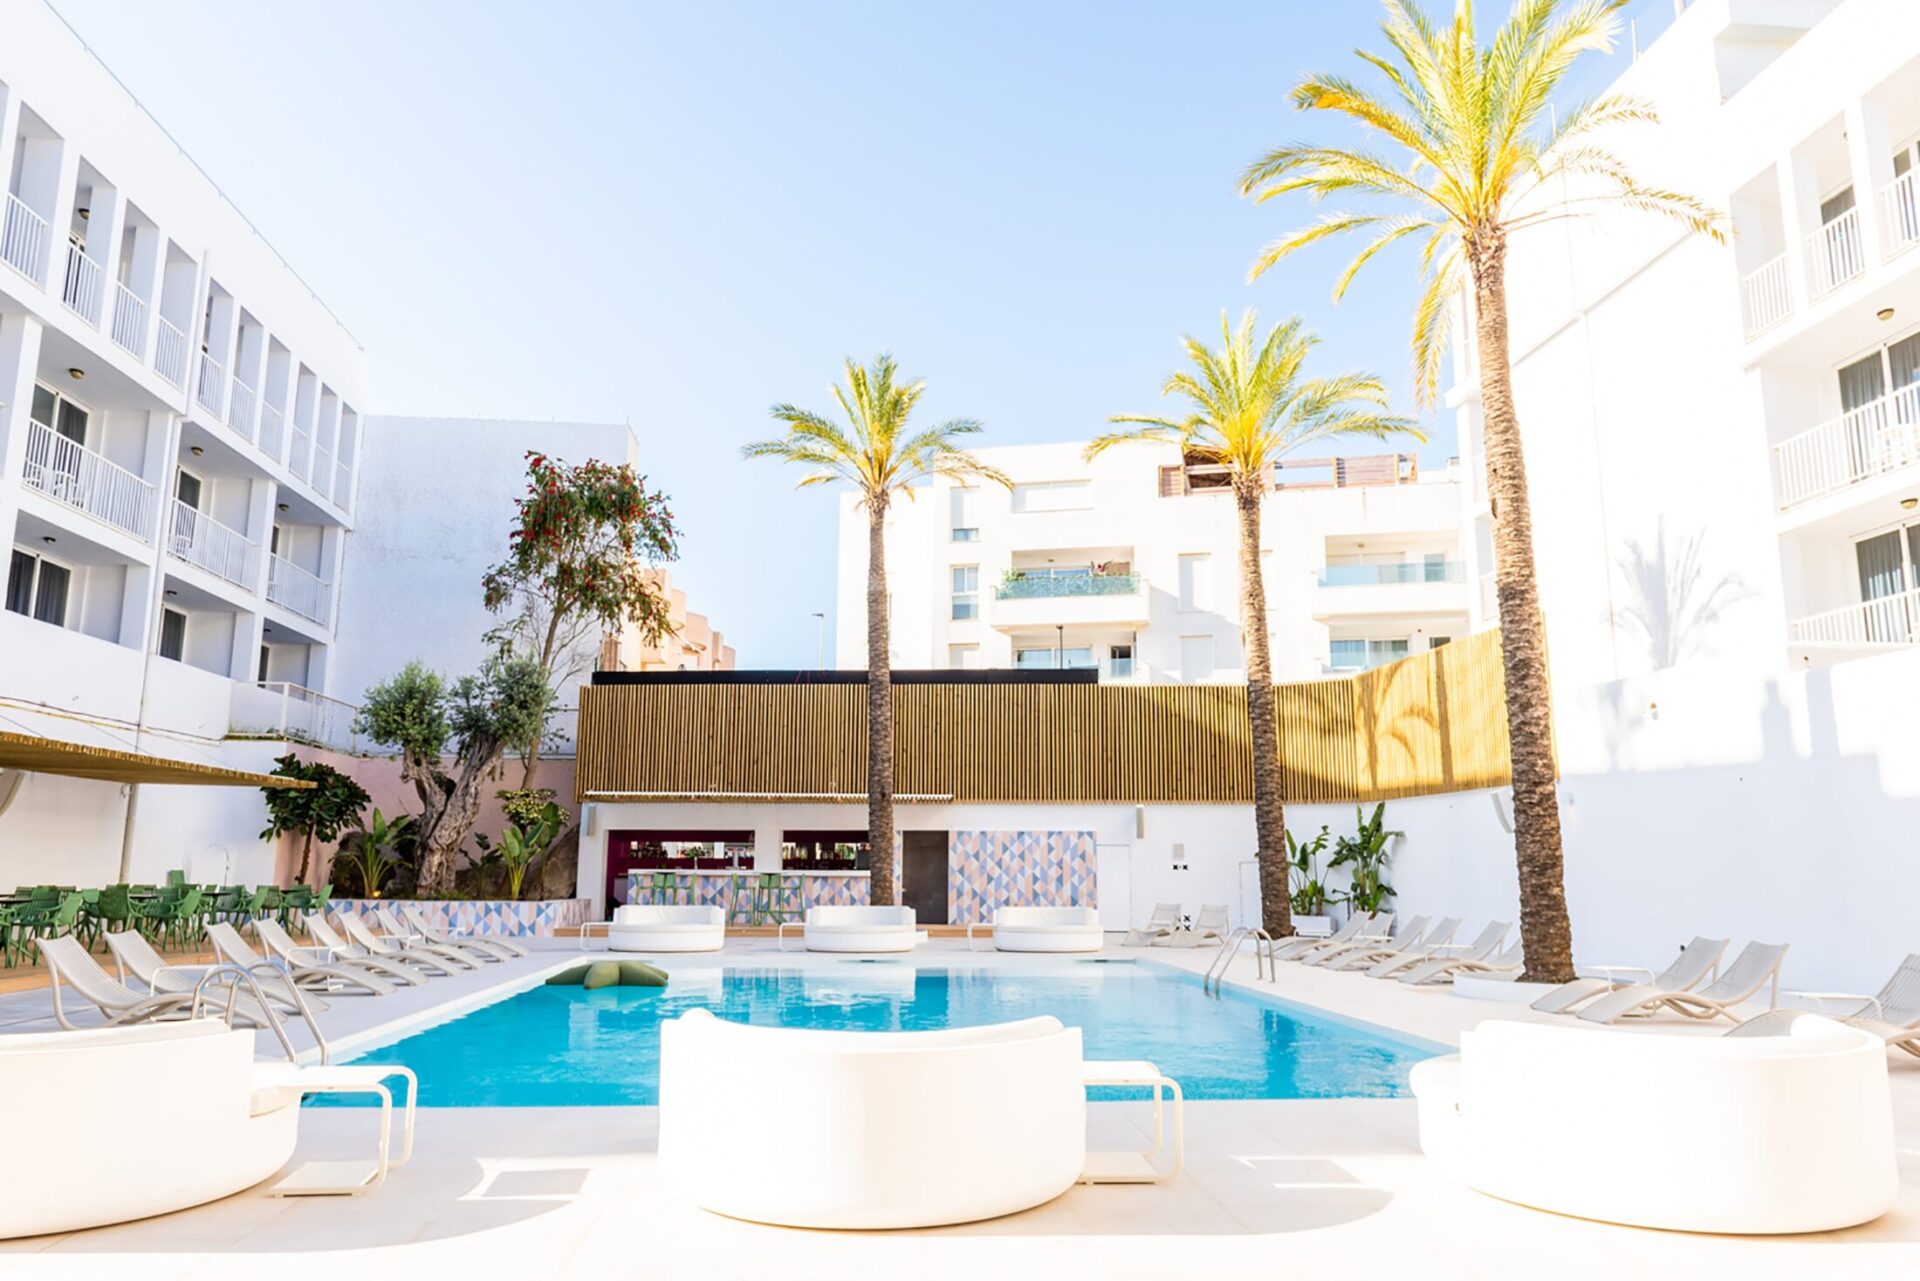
[0,3,366,887]
[834,440,1468,683]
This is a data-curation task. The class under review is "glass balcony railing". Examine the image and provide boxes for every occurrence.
[1317,561,1465,587]
[995,571,1142,600]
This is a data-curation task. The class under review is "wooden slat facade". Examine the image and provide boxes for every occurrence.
[578,629,1518,806]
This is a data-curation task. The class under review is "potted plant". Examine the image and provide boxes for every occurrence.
[1285,823,1339,937]
[1330,802,1401,918]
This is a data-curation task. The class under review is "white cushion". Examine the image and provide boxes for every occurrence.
[994,906,1099,929]
[614,905,724,927]
[806,905,915,928]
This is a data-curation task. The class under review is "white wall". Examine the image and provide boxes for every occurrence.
[333,417,639,705]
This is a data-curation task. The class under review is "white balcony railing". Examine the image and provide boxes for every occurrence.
[1772,383,1920,510]
[1,193,50,284]
[1789,586,1920,649]
[1880,171,1920,259]
[195,351,227,419]
[289,425,312,481]
[21,418,158,541]
[154,317,189,388]
[60,244,105,326]
[266,553,331,626]
[227,377,258,440]
[1739,254,1792,339]
[311,446,333,495]
[1806,209,1865,299]
[333,460,351,510]
[166,499,255,587]
[229,681,362,753]
[258,401,284,461]
[110,281,148,357]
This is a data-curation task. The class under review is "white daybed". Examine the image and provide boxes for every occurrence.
[970,905,1104,953]
[658,1009,1182,1229]
[608,904,726,952]
[0,1020,417,1238]
[1411,1016,1897,1234]
[781,904,918,953]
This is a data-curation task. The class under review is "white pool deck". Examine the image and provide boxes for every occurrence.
[1,935,1916,1279]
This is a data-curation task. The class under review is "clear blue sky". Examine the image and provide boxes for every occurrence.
[50,0,1666,669]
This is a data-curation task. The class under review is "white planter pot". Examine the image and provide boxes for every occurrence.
[1292,914,1335,938]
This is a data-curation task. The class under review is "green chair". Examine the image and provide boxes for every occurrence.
[282,885,315,924]
[0,906,20,967]
[140,887,205,952]
[745,873,803,926]
[209,886,244,924]
[83,885,137,951]
[165,869,187,890]
[16,891,84,961]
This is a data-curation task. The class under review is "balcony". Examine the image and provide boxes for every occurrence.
[227,377,257,441]
[194,352,226,420]
[154,317,188,388]
[1806,210,1864,300]
[990,570,1147,632]
[312,445,334,498]
[1741,254,1791,339]
[21,418,157,541]
[258,402,284,461]
[229,681,361,753]
[1789,587,1919,650]
[333,459,351,510]
[1,193,49,285]
[109,281,147,357]
[266,553,331,626]
[60,244,104,327]
[1312,560,1467,620]
[1772,384,1920,511]
[289,424,312,482]
[1880,171,1920,259]
[166,500,255,588]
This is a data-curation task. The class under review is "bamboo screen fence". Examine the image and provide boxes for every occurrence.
[577,628,1518,805]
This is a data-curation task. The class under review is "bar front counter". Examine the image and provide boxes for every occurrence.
[624,867,870,919]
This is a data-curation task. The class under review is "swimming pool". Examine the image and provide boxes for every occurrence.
[324,961,1443,1106]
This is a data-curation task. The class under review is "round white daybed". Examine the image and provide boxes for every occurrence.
[0,1020,300,1239]
[1411,1016,1898,1234]
[658,1009,1085,1228]
[784,904,918,953]
[608,904,726,952]
[973,905,1104,953]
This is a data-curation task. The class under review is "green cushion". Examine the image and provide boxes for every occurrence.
[544,964,594,986]
[581,961,623,991]
[616,960,668,987]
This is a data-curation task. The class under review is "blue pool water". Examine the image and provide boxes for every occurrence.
[323,962,1442,1106]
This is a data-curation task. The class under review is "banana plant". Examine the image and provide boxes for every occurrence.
[497,801,564,901]
[1285,823,1336,916]
[342,807,411,899]
[1330,803,1401,915]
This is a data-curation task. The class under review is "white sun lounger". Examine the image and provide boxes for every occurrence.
[303,914,429,986]
[1399,938,1525,986]
[1191,904,1230,944]
[1530,936,1729,1015]
[39,935,218,1029]
[374,907,502,965]
[1122,903,1183,947]
[1273,913,1387,963]
[337,913,468,976]
[1303,914,1422,968]
[1324,916,1455,971]
[1726,954,1920,1056]
[1368,920,1508,980]
[1577,941,1790,1024]
[401,904,528,959]
[250,918,397,996]
[114,927,328,1016]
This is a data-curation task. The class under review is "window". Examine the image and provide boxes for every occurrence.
[950,566,980,620]
[32,384,89,446]
[947,643,979,670]
[1109,644,1135,678]
[1177,554,1212,612]
[258,645,271,682]
[1009,480,1091,513]
[1179,635,1214,681]
[6,551,69,626]
[949,487,979,542]
[1016,645,1096,669]
[158,608,186,662]
[1330,638,1411,671]
[174,468,202,510]
[1429,636,1452,650]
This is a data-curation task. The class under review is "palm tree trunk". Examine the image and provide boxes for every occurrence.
[865,496,897,907]
[1235,478,1291,938]
[1471,235,1575,983]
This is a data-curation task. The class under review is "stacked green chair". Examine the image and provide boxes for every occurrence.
[282,885,315,925]
[0,905,20,967]
[164,869,187,890]
[83,886,137,951]
[209,885,244,925]
[139,887,204,952]
[16,892,84,962]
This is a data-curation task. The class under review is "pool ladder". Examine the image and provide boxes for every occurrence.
[1202,927,1274,996]
[192,961,331,1064]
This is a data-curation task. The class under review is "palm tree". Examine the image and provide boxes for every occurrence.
[1237,0,1722,980]
[744,355,1009,908]
[1089,311,1417,937]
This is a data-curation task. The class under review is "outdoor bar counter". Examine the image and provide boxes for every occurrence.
[626,867,870,916]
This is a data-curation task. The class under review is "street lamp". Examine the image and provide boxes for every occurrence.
[811,612,826,670]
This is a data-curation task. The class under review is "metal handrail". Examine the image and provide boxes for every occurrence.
[1203,926,1274,995]
[190,961,329,1064]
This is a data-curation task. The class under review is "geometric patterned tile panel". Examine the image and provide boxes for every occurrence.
[945,830,1097,925]
[332,897,591,938]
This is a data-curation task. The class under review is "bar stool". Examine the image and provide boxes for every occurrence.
[646,871,675,905]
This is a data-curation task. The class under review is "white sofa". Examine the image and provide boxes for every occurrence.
[0,1021,300,1238]
[785,904,918,953]
[608,904,725,952]
[659,1009,1086,1228]
[1411,1016,1898,1234]
[973,905,1104,953]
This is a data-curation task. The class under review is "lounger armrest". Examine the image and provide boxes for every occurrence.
[286,945,337,965]
[776,921,802,953]
[1784,990,1883,1019]
[1580,964,1654,983]
[152,964,201,991]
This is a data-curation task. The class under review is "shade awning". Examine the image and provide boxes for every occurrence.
[0,730,316,789]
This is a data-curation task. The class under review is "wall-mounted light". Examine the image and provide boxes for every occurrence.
[189,445,203,457]
[1904,497,1919,511]
[277,503,289,513]
[41,535,55,545]
[164,589,177,598]
[66,368,84,381]
[76,207,89,221]
[1878,307,1897,322]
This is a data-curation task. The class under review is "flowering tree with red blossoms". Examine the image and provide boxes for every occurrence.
[483,452,680,785]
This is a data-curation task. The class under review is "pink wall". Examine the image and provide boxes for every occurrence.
[284,750,579,888]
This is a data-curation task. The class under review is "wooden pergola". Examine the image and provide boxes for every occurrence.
[0,730,314,789]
